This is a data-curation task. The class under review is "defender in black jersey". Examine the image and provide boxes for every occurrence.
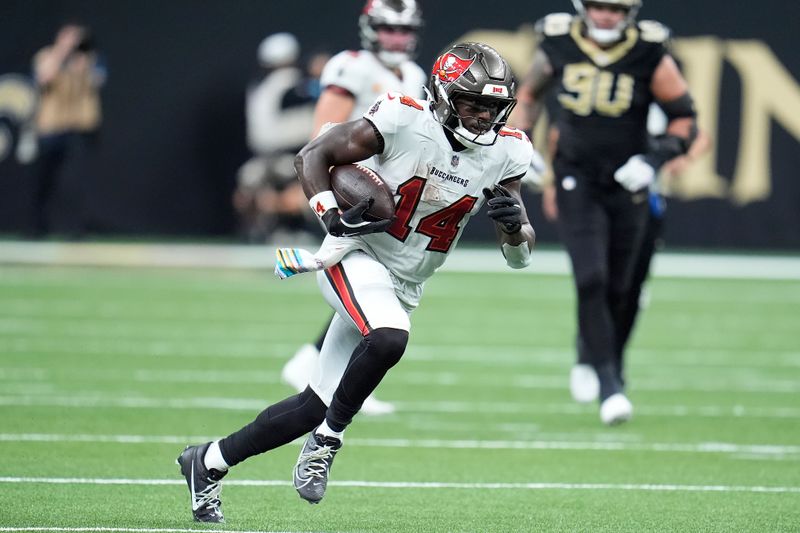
[514,0,697,425]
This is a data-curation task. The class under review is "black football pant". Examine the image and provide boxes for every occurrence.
[614,212,664,381]
[555,173,649,400]
[577,210,664,385]
[218,327,407,466]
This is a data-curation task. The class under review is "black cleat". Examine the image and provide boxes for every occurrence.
[176,442,227,523]
[293,430,342,504]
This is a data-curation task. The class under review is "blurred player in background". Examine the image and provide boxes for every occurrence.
[537,106,711,408]
[513,0,697,425]
[280,0,427,415]
[178,42,535,520]
[611,107,710,377]
[234,33,329,243]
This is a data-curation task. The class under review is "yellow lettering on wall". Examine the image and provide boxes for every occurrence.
[725,40,800,204]
[455,25,539,79]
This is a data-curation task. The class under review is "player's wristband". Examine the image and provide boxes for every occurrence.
[308,190,339,219]
[502,241,531,269]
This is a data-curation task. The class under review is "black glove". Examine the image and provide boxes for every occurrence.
[483,184,522,234]
[321,197,392,237]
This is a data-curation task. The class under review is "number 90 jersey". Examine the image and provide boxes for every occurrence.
[537,13,671,174]
[355,91,532,286]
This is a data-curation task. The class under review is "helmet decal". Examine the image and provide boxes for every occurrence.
[427,43,518,148]
[433,53,476,84]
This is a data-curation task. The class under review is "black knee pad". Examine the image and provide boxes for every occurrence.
[364,327,409,368]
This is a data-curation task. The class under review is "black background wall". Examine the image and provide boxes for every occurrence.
[1,0,798,249]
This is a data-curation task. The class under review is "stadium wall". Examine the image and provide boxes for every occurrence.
[0,0,798,249]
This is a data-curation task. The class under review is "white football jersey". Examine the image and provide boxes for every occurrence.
[320,50,427,120]
[351,92,533,286]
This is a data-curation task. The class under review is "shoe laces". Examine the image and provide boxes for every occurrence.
[194,471,224,511]
[299,439,339,479]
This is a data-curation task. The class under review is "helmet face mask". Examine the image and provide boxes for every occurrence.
[428,43,517,148]
[360,0,423,68]
[572,0,642,44]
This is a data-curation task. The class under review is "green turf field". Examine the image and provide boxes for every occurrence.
[1,264,799,532]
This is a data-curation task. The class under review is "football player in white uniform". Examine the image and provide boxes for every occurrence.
[177,43,535,520]
[281,0,427,415]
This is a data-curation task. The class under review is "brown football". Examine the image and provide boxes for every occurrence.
[330,164,395,222]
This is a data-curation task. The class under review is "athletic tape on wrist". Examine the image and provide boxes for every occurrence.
[309,190,338,218]
[502,241,531,269]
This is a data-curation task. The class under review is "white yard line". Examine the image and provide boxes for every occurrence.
[0,526,292,533]
[2,365,799,394]
[3,338,800,370]
[1,394,799,418]
[1,241,800,280]
[0,433,797,457]
[1,476,798,494]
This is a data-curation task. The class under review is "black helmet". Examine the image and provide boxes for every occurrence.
[428,42,517,147]
[359,0,423,68]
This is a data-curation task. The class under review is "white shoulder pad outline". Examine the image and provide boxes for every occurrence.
[496,127,534,178]
[320,50,368,91]
[538,13,574,37]
[366,91,426,134]
[638,20,671,44]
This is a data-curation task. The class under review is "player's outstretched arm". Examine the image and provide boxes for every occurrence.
[483,180,536,269]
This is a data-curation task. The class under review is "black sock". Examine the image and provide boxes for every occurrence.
[218,387,326,467]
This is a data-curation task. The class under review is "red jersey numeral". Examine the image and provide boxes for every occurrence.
[387,177,476,253]
[387,177,425,242]
[417,196,477,252]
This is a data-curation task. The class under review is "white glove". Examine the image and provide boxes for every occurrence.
[614,155,656,192]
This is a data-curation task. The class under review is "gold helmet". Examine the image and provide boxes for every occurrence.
[571,0,642,44]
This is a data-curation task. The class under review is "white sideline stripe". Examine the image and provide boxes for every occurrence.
[1,476,799,494]
[1,394,798,419]
[1,433,798,456]
[0,529,290,533]
[1,241,799,280]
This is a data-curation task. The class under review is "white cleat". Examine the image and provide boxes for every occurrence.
[360,395,396,416]
[600,393,633,426]
[282,343,396,416]
[570,364,600,403]
[281,344,318,392]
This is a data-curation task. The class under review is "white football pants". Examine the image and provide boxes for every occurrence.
[309,250,412,405]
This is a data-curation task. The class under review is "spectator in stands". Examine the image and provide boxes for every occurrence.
[28,23,106,238]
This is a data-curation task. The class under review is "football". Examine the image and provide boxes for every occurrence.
[330,164,395,222]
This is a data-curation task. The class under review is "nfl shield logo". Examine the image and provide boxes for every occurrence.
[451,154,459,168]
